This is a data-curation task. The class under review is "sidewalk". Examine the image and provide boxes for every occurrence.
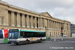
[50,37,75,39]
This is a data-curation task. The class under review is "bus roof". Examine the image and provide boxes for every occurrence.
[20,30,45,32]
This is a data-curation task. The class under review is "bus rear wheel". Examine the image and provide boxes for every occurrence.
[16,43,19,45]
[37,40,41,43]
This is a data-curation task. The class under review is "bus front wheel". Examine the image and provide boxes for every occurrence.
[26,40,29,44]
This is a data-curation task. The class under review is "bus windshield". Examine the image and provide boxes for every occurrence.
[8,29,19,39]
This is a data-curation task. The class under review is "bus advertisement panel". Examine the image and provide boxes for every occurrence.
[0,30,3,38]
[4,29,9,38]
[0,29,9,43]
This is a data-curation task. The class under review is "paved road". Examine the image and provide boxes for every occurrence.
[0,39,75,50]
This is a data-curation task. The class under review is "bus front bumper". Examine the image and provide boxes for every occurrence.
[8,41,18,44]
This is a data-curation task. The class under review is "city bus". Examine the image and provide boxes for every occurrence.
[8,29,46,45]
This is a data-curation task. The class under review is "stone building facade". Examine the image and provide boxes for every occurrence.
[0,0,71,37]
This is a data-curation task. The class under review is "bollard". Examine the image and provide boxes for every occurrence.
[61,36,63,41]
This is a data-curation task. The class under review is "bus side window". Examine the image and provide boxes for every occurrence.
[23,32,25,38]
[20,32,23,38]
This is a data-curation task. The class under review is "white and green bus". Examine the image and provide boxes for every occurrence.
[8,29,46,45]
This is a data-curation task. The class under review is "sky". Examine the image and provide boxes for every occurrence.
[2,0,75,24]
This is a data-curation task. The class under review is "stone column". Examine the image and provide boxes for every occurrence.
[5,9,8,26]
[17,13,20,27]
[38,17,42,29]
[40,17,42,28]
[55,22,56,30]
[68,24,70,31]
[53,21,54,29]
[59,23,60,30]
[58,23,59,30]
[48,20,50,29]
[67,24,69,31]
[57,22,58,30]
[47,19,48,28]
[48,19,50,28]
[39,17,41,28]
[59,23,61,30]
[43,18,45,29]
[52,21,53,29]
[35,17,37,28]
[54,22,55,30]
[31,16,33,28]
[49,20,51,29]
[63,23,65,30]
[51,21,53,29]
[54,22,56,30]
[47,19,49,29]
[22,14,25,27]
[11,11,15,26]
[50,21,52,29]
[38,17,39,28]
[66,24,67,30]
[49,20,50,29]
[66,24,68,31]
[56,22,57,30]
[27,15,29,28]
[60,23,61,30]
[48,20,49,29]
[0,17,1,25]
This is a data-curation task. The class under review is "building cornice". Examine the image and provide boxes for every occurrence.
[0,0,70,23]
[0,1,40,15]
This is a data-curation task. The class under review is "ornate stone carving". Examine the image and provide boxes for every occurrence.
[0,7,5,16]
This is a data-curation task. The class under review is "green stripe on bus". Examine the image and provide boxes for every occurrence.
[19,30,45,32]
[4,39,8,43]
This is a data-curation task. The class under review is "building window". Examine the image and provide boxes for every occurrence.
[1,17,4,24]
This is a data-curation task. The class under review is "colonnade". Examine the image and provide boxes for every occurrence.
[5,11,67,30]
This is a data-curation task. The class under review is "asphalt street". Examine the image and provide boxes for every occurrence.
[0,38,75,50]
